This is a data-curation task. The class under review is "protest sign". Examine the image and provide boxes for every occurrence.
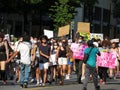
[44,29,53,39]
[110,39,119,43]
[58,25,70,37]
[90,33,103,41]
[97,52,117,68]
[70,43,88,60]
[5,34,10,42]
[77,22,90,33]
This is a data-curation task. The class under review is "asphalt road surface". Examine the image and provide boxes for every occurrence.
[0,73,120,90]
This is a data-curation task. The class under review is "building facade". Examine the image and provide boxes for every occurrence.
[74,0,117,39]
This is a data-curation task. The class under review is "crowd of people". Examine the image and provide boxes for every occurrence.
[0,32,120,90]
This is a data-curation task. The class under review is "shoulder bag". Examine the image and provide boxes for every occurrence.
[83,48,93,63]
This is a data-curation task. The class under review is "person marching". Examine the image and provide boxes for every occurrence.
[6,35,32,88]
[0,32,9,85]
[56,39,68,85]
[39,35,51,87]
[82,40,100,90]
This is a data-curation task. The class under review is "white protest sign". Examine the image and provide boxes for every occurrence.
[44,29,54,39]
[110,39,119,43]
[90,33,103,41]
[5,34,10,42]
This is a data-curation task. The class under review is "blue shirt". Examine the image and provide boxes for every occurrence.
[84,47,99,67]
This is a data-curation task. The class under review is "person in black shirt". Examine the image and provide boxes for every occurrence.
[56,39,68,85]
[0,32,9,85]
[39,35,51,86]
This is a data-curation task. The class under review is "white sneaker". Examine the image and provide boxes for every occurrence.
[66,74,70,80]
[42,83,46,87]
[39,79,42,86]
[30,79,34,83]
[40,79,42,83]
[36,82,40,86]
[81,76,85,82]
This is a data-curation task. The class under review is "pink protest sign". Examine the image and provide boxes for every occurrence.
[97,52,117,68]
[70,43,88,60]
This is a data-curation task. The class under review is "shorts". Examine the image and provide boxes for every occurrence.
[58,57,67,65]
[39,62,49,70]
[68,61,73,65]
[67,58,73,65]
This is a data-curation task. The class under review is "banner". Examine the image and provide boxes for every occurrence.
[70,43,88,60]
[97,52,117,68]
[90,33,103,41]
[44,29,53,39]
[77,22,90,33]
[58,25,70,37]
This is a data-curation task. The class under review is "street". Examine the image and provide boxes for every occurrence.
[0,73,120,90]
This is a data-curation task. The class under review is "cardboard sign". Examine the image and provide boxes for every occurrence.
[44,29,53,39]
[77,22,90,33]
[90,33,103,41]
[70,43,88,60]
[97,52,117,68]
[58,25,70,37]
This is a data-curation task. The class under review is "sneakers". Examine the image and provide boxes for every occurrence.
[30,78,35,83]
[59,80,63,85]
[99,79,103,84]
[65,74,70,80]
[81,76,85,82]
[23,82,28,88]
[39,83,42,86]
[39,79,42,86]
[99,79,106,85]
[20,84,23,88]
[42,83,46,87]
[20,82,28,88]
[36,82,40,86]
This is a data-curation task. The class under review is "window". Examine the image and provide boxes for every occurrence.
[94,6,101,21]
[103,9,110,23]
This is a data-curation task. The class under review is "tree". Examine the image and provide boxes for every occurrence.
[49,0,81,31]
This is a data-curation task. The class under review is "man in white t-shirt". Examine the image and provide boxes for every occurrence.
[7,35,32,88]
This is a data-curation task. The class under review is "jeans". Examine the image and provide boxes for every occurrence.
[20,63,31,84]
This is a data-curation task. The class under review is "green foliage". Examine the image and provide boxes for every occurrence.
[50,0,80,31]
